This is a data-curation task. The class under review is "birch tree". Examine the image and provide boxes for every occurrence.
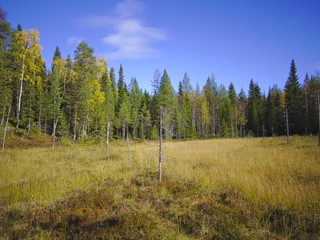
[14,28,42,132]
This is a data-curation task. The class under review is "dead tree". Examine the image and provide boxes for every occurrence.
[106,122,110,158]
[159,106,163,183]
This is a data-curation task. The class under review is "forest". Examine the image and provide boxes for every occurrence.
[0,8,320,146]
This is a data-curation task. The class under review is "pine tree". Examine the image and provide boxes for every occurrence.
[151,68,161,95]
[238,88,247,136]
[217,85,231,137]
[53,46,61,61]
[204,74,217,136]
[182,72,192,94]
[50,57,66,147]
[118,102,130,141]
[306,75,320,134]
[74,40,96,139]
[193,82,202,136]
[129,77,142,138]
[150,68,161,125]
[158,69,177,139]
[200,94,210,138]
[247,79,262,136]
[228,82,238,137]
[183,91,195,138]
[117,64,125,106]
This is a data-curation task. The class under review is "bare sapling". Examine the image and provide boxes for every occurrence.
[148,140,151,178]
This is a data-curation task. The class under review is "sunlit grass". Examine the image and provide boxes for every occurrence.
[1,136,319,208]
[0,136,319,238]
[0,141,132,207]
[136,136,320,208]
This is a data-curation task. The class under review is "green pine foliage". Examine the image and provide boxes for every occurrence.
[285,59,303,134]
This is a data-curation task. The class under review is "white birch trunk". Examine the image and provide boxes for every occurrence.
[1,105,5,125]
[15,52,26,133]
[1,107,10,152]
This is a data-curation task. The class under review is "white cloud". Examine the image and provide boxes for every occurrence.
[83,0,167,60]
[67,37,82,46]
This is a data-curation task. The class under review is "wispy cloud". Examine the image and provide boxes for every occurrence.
[67,37,82,46]
[83,0,167,60]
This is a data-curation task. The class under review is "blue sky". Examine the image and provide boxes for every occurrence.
[2,0,320,95]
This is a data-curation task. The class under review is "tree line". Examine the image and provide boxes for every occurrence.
[1,9,320,145]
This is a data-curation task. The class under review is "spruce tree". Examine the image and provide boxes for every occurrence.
[158,69,177,139]
[0,8,13,125]
[284,59,302,134]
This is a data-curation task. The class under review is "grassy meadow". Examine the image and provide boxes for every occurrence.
[0,135,319,239]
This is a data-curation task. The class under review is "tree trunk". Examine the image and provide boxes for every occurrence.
[1,105,5,125]
[305,87,309,135]
[106,122,110,158]
[127,123,130,166]
[235,102,238,137]
[15,52,26,133]
[38,109,41,136]
[1,106,10,152]
[52,119,58,149]
[140,120,143,140]
[212,98,216,137]
[148,141,151,178]
[27,118,31,133]
[73,114,77,141]
[44,114,47,135]
[231,118,233,138]
[286,108,289,144]
[123,124,125,141]
[159,106,163,183]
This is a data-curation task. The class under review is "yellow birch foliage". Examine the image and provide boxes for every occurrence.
[16,29,42,84]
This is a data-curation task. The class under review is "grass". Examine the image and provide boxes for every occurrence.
[0,134,319,239]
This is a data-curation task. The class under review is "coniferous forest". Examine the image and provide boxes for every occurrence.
[1,9,320,144]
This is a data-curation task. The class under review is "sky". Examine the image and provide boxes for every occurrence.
[2,0,320,95]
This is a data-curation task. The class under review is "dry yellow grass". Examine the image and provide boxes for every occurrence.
[0,136,319,210]
[134,136,320,208]
[0,136,319,238]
